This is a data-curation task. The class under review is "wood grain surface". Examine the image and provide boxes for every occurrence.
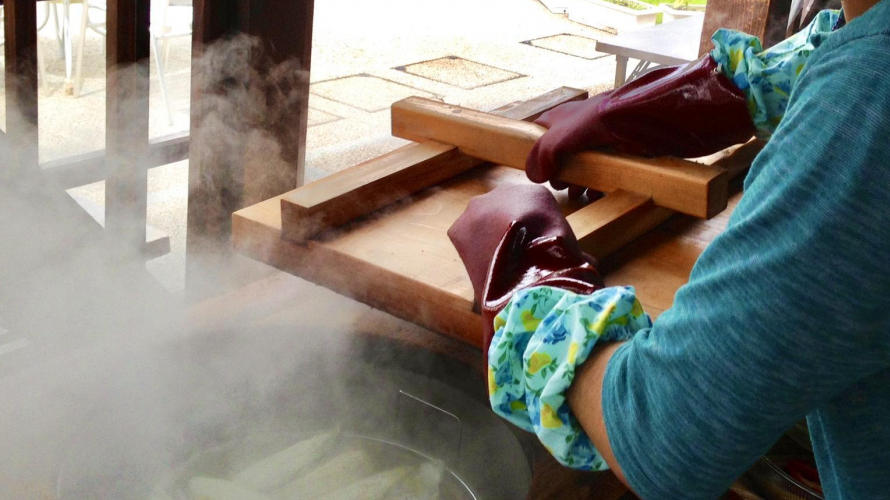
[391,97,730,219]
[105,0,152,251]
[280,87,589,243]
[699,0,792,55]
[235,90,762,348]
[3,0,39,169]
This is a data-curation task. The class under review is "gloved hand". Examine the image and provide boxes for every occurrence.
[447,184,603,356]
[526,54,756,184]
[449,185,649,471]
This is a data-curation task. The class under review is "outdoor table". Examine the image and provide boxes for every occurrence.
[596,15,704,87]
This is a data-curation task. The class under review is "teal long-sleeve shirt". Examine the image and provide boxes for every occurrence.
[603,4,890,499]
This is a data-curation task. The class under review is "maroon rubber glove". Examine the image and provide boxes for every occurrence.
[448,184,603,355]
[527,54,756,184]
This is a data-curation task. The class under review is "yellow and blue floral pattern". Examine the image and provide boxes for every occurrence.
[710,10,840,137]
[488,285,651,470]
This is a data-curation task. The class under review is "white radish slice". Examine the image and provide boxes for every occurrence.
[232,429,339,491]
[188,477,273,500]
[384,461,445,500]
[320,466,412,500]
[145,488,176,500]
[277,448,376,500]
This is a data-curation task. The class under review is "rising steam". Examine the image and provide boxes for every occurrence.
[1,31,525,500]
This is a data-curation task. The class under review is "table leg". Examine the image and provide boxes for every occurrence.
[63,0,74,95]
[51,2,65,58]
[614,55,628,88]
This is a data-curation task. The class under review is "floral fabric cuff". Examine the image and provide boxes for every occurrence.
[488,285,651,470]
[710,9,839,137]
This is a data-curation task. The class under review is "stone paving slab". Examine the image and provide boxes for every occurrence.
[307,93,369,120]
[396,55,525,90]
[310,74,442,112]
[308,107,342,127]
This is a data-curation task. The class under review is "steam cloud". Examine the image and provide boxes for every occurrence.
[0,33,348,500]
[1,29,527,500]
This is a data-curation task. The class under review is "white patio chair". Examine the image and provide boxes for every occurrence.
[71,0,191,125]
[41,0,93,95]
[149,0,193,125]
[72,0,106,97]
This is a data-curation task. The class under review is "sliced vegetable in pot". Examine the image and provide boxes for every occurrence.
[319,466,412,500]
[384,461,445,500]
[188,477,273,500]
[232,428,340,491]
[277,448,377,500]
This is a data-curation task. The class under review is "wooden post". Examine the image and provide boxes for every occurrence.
[3,0,39,172]
[104,0,152,253]
[186,0,314,293]
[763,0,793,47]
[240,0,314,191]
[787,0,840,37]
[186,0,240,264]
[698,0,793,55]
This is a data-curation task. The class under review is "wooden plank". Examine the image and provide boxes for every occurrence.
[238,168,688,346]
[281,87,588,243]
[237,165,532,347]
[571,140,762,264]
[236,102,759,347]
[69,193,171,260]
[3,0,39,170]
[282,143,477,242]
[489,87,592,122]
[238,89,592,240]
[568,190,674,261]
[186,273,484,374]
[42,132,190,189]
[105,0,152,252]
[599,141,758,316]
[236,140,757,343]
[601,191,744,319]
[392,97,729,219]
[699,0,792,55]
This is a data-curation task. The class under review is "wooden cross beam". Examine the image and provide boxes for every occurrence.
[234,88,759,346]
[279,87,589,243]
[390,97,730,219]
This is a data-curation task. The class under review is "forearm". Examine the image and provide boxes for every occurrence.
[567,341,628,485]
[487,286,652,471]
[709,9,839,137]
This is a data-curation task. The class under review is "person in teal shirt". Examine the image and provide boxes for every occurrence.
[448,1,890,498]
